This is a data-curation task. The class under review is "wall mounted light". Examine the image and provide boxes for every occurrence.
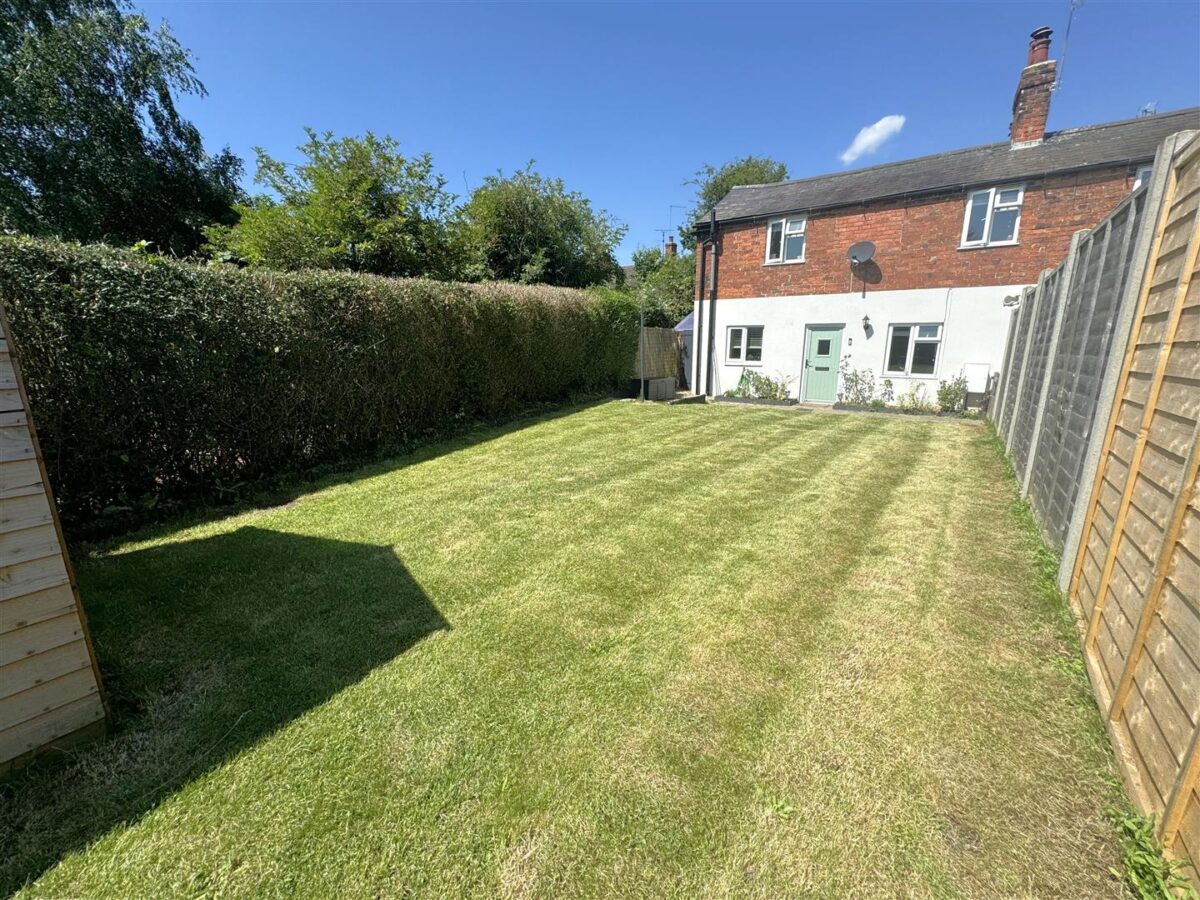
[862,314,871,331]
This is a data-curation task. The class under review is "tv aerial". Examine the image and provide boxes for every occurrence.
[847,241,876,298]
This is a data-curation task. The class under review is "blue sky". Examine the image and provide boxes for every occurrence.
[142,0,1200,264]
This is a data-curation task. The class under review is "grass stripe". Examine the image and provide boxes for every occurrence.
[1,405,1126,899]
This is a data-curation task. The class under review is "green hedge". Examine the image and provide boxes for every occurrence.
[0,237,639,526]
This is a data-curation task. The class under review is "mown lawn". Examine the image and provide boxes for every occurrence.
[1,402,1127,898]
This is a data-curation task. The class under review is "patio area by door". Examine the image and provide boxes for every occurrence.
[802,325,843,403]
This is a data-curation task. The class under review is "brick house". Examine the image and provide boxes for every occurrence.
[691,27,1199,404]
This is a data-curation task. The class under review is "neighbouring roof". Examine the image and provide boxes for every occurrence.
[674,311,694,332]
[697,107,1200,230]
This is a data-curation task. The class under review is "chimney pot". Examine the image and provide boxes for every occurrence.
[665,235,678,257]
[1027,26,1053,65]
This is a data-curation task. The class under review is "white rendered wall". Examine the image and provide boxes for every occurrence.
[692,284,1026,402]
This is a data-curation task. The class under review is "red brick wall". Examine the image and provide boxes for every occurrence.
[706,166,1140,300]
[1010,60,1056,144]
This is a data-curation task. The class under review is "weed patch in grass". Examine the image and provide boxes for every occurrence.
[1107,811,1198,900]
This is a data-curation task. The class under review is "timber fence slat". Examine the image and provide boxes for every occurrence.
[0,303,108,773]
[1164,730,1200,848]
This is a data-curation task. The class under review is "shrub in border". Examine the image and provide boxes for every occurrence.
[0,237,639,527]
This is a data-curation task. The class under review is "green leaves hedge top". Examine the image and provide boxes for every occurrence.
[0,237,639,527]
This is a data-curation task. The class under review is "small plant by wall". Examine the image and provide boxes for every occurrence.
[837,362,946,415]
[937,373,969,412]
[837,359,877,406]
[895,382,938,414]
[725,369,793,401]
[1107,811,1198,900]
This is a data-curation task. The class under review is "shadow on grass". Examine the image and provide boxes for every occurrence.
[0,525,447,896]
[71,397,615,547]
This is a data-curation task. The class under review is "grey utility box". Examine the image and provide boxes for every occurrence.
[636,377,676,401]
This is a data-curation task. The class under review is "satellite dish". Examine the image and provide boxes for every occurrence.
[847,241,878,299]
[847,241,876,264]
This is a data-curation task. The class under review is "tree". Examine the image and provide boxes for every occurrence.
[204,130,463,279]
[0,0,242,255]
[681,155,788,249]
[630,246,695,327]
[460,165,625,287]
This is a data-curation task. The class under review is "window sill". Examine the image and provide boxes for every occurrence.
[958,241,1019,251]
[728,361,763,367]
[884,372,939,379]
[763,259,805,267]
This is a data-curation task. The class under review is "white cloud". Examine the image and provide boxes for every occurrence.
[839,115,906,165]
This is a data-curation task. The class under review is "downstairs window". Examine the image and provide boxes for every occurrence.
[885,324,942,376]
[727,326,764,363]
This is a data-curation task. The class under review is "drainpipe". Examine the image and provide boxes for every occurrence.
[694,232,706,393]
[704,208,719,398]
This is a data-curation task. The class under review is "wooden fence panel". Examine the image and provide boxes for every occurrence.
[633,327,680,381]
[1011,267,1063,480]
[996,285,1037,439]
[993,129,1200,883]
[988,303,1020,427]
[1065,132,1200,877]
[0,304,107,772]
[1027,194,1147,548]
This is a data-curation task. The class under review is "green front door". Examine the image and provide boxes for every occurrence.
[802,326,843,403]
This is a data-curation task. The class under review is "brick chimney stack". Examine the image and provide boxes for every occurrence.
[664,235,677,257]
[1010,27,1056,146]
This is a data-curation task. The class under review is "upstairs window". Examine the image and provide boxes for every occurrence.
[765,216,806,264]
[727,326,764,364]
[1132,166,1153,191]
[885,323,942,376]
[960,185,1023,248]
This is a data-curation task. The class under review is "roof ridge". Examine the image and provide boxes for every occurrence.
[1047,106,1200,138]
[731,139,1010,191]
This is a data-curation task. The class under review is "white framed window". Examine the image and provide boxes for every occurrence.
[960,185,1023,248]
[1132,166,1153,191]
[765,215,806,264]
[885,323,942,377]
[727,326,764,364]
